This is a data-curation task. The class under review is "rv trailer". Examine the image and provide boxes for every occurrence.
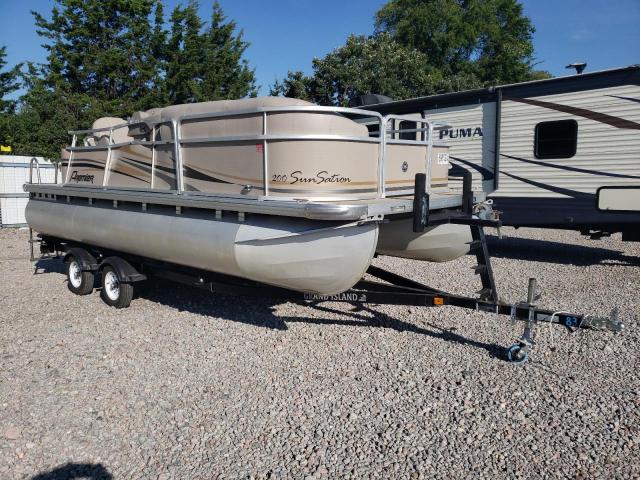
[367,65,640,240]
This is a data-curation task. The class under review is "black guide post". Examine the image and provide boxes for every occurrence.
[449,163,473,215]
[413,173,429,233]
[469,225,498,302]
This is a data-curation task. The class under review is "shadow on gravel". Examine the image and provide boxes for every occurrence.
[487,235,640,267]
[33,257,66,275]
[137,278,506,360]
[34,257,505,360]
[31,462,112,480]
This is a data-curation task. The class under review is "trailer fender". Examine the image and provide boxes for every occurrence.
[99,257,147,283]
[63,248,99,271]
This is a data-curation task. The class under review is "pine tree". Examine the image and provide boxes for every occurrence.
[166,1,205,104]
[7,0,255,158]
[165,1,256,104]
[200,1,257,100]
[0,46,21,114]
[32,0,164,116]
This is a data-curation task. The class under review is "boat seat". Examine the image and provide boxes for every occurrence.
[91,117,131,145]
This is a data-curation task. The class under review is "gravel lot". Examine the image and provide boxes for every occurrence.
[1,226,639,479]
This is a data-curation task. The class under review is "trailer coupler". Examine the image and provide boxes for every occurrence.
[500,278,622,364]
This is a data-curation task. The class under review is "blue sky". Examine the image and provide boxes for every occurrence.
[1,0,638,97]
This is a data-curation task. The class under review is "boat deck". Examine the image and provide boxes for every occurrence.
[25,184,484,221]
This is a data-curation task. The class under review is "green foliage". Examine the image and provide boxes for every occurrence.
[0,46,22,114]
[166,1,256,104]
[270,71,315,102]
[166,1,205,104]
[200,2,256,100]
[311,34,440,106]
[6,66,92,159]
[6,0,256,160]
[271,34,483,106]
[375,0,550,84]
[272,0,549,106]
[32,0,164,116]
[0,46,23,149]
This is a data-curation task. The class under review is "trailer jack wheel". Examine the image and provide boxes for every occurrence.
[100,266,133,308]
[507,343,529,364]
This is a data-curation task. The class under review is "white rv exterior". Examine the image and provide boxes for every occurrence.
[370,66,640,239]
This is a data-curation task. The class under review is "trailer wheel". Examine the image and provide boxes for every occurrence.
[66,256,94,295]
[100,266,133,308]
[507,343,529,365]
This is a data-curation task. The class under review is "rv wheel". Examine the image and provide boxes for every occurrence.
[100,266,133,308]
[66,256,95,295]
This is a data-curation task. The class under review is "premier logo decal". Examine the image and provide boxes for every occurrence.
[70,171,95,183]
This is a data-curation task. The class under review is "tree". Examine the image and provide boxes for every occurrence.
[5,0,166,159]
[166,1,205,104]
[32,0,164,116]
[7,64,99,160]
[166,1,256,104]
[311,33,441,106]
[200,2,256,100]
[375,0,549,85]
[8,0,256,160]
[0,46,22,148]
[271,34,481,106]
[270,71,315,102]
[0,46,21,114]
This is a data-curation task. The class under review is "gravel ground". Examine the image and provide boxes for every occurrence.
[1,226,639,479]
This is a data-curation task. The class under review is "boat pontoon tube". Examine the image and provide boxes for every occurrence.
[25,200,378,295]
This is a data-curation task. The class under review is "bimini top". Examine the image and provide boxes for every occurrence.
[131,96,312,123]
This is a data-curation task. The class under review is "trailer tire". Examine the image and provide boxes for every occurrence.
[66,256,95,295]
[100,266,133,308]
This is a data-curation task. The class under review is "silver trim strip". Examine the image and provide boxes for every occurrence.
[179,134,379,144]
[0,193,29,198]
[0,163,56,169]
[25,184,474,221]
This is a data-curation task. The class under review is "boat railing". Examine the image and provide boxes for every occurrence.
[28,157,60,185]
[63,105,443,200]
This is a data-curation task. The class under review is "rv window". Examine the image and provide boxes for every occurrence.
[399,121,417,141]
[534,120,577,159]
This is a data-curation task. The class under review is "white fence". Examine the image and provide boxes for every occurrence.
[0,155,56,227]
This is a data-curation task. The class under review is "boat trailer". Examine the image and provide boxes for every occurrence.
[30,172,623,364]
[147,218,622,365]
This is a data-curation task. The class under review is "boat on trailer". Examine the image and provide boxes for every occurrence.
[25,97,623,363]
[27,97,475,294]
